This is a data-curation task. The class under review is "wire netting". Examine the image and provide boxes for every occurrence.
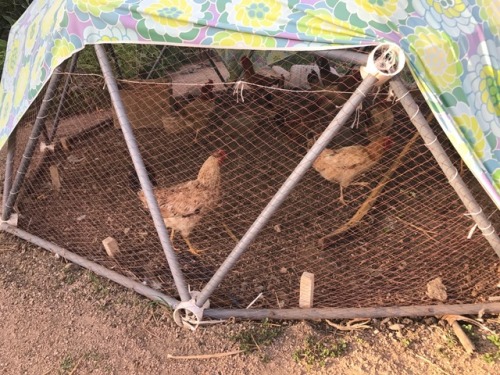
[6,45,500,310]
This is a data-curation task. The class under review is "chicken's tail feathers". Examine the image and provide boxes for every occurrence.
[128,164,158,193]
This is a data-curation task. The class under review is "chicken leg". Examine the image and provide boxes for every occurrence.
[182,236,202,256]
[169,229,201,255]
[169,229,180,252]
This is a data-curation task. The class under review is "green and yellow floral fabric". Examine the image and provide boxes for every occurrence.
[1,0,499,206]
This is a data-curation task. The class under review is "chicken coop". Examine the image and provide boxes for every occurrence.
[2,1,500,329]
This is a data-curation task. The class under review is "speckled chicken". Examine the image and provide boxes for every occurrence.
[137,150,226,255]
[312,137,392,204]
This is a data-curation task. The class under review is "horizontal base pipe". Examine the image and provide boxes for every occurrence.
[314,49,370,66]
[204,302,500,321]
[0,223,179,309]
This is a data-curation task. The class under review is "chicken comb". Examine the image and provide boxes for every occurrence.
[213,149,227,162]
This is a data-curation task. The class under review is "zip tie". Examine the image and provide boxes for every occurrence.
[425,137,438,147]
[354,88,366,98]
[449,168,459,183]
[410,107,420,121]
[478,223,492,231]
[464,208,483,217]
[483,228,496,237]
[396,90,411,102]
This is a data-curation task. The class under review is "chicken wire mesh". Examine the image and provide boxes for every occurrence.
[3,45,500,311]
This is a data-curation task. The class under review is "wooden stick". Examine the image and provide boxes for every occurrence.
[68,356,84,375]
[167,350,244,360]
[395,216,438,241]
[449,320,475,354]
[326,318,372,331]
[415,354,450,375]
[49,165,61,191]
[299,272,315,308]
[319,130,421,248]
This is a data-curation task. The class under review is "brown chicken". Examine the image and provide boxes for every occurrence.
[366,101,394,141]
[137,150,226,255]
[312,137,392,204]
[176,79,215,141]
[236,56,283,104]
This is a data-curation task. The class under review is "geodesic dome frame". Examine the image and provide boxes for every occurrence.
[2,1,500,328]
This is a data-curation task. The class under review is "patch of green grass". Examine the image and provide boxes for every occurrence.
[483,334,500,364]
[231,320,284,360]
[59,355,75,374]
[87,272,110,297]
[293,335,347,368]
[62,266,81,285]
[399,337,412,348]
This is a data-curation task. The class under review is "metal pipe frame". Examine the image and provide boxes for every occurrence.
[0,223,179,308]
[105,44,124,80]
[146,45,167,80]
[390,78,500,257]
[196,74,380,308]
[94,44,191,302]
[204,50,226,83]
[2,127,17,214]
[48,52,80,144]
[314,49,369,66]
[204,302,500,320]
[2,62,67,222]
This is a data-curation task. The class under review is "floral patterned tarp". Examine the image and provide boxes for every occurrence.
[0,0,499,206]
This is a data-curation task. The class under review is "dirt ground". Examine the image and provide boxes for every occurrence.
[1,232,500,375]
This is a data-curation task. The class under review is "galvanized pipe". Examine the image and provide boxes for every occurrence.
[146,45,167,80]
[105,44,124,80]
[196,74,380,307]
[204,302,500,320]
[2,127,17,215]
[390,78,500,257]
[94,44,191,302]
[48,52,80,143]
[314,49,369,66]
[0,223,179,308]
[2,62,67,222]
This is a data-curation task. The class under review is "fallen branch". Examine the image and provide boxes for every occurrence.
[319,130,421,248]
[167,350,244,360]
[442,314,498,354]
[326,318,372,331]
[395,216,438,241]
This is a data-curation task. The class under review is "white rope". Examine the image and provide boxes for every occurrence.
[233,80,246,103]
[395,90,411,102]
[478,223,492,231]
[424,137,438,147]
[449,168,459,183]
[410,107,420,121]
[464,208,483,217]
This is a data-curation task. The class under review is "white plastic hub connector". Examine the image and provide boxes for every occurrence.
[173,290,210,331]
[360,42,406,86]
